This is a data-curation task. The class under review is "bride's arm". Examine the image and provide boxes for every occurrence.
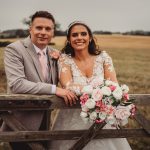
[58,55,83,95]
[103,52,118,83]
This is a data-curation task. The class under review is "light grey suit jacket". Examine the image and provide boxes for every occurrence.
[2,37,58,130]
[5,36,58,94]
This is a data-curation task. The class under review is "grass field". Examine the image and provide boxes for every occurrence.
[0,35,150,149]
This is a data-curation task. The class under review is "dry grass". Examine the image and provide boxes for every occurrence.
[0,35,150,149]
[0,48,6,93]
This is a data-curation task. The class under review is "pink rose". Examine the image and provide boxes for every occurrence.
[123,93,129,101]
[92,88,103,101]
[96,100,102,108]
[105,105,115,115]
[95,119,104,124]
[109,85,116,91]
[80,93,89,105]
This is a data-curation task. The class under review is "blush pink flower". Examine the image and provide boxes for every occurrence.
[105,105,115,115]
[115,106,131,120]
[80,93,89,105]
[96,101,102,107]
[92,88,103,101]
[109,85,116,91]
[123,93,129,101]
[95,119,104,124]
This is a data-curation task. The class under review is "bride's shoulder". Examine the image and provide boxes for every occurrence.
[100,50,110,56]
[58,53,72,65]
[97,50,111,60]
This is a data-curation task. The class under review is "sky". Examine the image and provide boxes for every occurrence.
[0,0,150,32]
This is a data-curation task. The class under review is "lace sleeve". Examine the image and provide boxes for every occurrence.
[102,51,118,82]
[58,54,83,95]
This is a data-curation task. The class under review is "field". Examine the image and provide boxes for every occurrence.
[0,35,150,149]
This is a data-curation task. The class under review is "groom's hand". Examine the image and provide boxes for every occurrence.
[56,87,78,106]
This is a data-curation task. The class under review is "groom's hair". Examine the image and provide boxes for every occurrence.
[31,11,55,24]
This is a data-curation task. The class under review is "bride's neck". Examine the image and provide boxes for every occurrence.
[74,51,90,61]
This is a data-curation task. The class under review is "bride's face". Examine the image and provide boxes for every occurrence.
[69,25,91,52]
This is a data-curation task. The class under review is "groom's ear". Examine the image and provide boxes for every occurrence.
[29,25,32,35]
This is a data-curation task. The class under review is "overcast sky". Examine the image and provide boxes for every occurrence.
[0,0,150,32]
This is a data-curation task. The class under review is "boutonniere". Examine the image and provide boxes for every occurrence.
[48,49,61,60]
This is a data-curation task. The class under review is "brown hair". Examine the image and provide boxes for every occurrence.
[31,11,55,25]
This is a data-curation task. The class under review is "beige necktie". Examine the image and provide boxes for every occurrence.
[38,51,48,81]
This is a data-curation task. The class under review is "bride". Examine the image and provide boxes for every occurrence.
[50,21,132,150]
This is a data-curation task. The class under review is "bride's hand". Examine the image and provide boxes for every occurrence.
[56,87,78,106]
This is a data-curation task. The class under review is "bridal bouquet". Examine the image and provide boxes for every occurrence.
[80,78,135,127]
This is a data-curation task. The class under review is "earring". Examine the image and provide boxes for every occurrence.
[67,41,70,45]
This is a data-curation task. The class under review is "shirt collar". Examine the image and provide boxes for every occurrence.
[33,44,47,55]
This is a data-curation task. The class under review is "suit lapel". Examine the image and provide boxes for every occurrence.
[47,47,58,84]
[22,37,45,82]
[47,48,54,84]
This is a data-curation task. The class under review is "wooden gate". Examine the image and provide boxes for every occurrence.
[0,94,150,149]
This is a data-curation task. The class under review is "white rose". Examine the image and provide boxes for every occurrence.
[92,88,103,101]
[112,82,119,86]
[99,112,107,120]
[81,105,89,112]
[112,86,123,100]
[121,84,129,93]
[89,111,97,120]
[105,80,113,86]
[80,111,88,118]
[101,86,111,96]
[85,99,96,109]
[115,106,131,120]
[82,85,93,94]
[106,115,116,125]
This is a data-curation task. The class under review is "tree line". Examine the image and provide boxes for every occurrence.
[0,15,150,38]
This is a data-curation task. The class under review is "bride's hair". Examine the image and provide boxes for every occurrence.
[62,21,101,57]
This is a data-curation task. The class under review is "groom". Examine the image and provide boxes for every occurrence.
[2,11,77,149]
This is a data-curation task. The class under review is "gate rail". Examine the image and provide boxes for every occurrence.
[0,94,150,149]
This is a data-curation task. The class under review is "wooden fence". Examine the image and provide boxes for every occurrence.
[0,94,150,150]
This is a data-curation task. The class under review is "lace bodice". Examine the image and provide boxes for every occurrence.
[58,51,116,95]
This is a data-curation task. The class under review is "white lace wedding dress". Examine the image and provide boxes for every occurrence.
[50,51,132,150]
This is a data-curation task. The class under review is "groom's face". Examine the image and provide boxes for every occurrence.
[29,17,54,49]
